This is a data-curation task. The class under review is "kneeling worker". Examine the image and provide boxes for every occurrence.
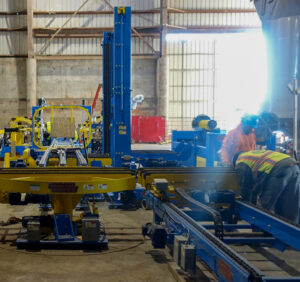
[233,150,300,223]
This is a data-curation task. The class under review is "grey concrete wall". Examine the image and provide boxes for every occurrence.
[0,58,27,128]
[37,58,157,117]
[37,59,103,115]
[131,59,157,116]
[0,57,157,129]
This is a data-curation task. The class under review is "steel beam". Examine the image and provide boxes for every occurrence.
[236,200,300,251]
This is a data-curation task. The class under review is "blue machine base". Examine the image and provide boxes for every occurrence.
[16,228,108,250]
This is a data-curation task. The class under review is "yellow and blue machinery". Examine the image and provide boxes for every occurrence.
[140,167,300,282]
[171,114,277,168]
[172,115,226,167]
[0,116,33,157]
[0,6,135,248]
[0,167,136,248]
[0,7,299,279]
[0,105,134,247]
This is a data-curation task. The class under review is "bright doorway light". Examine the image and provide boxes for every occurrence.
[166,31,268,131]
[214,31,267,130]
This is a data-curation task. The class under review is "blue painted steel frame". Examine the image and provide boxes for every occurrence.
[236,200,300,251]
[0,146,27,157]
[147,192,300,281]
[147,192,259,282]
[171,131,276,168]
[171,130,226,167]
[102,31,113,157]
[102,7,131,167]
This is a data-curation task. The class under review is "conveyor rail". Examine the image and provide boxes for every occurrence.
[165,202,264,281]
[174,187,224,239]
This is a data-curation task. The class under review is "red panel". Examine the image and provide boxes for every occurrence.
[131,116,165,143]
[131,116,139,143]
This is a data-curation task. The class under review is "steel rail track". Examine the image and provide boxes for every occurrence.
[166,202,264,281]
[174,187,224,239]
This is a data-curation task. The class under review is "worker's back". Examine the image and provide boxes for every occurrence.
[235,150,300,223]
[236,150,291,175]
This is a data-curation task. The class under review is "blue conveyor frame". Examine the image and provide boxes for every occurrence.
[146,191,300,281]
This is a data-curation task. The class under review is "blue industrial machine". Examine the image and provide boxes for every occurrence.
[102,6,132,167]
[101,7,186,168]
[0,7,136,249]
[140,167,300,281]
[1,9,299,279]
[171,114,277,168]
[172,115,226,167]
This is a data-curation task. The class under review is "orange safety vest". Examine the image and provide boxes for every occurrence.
[236,150,290,179]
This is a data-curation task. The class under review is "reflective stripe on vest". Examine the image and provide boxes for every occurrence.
[236,150,290,177]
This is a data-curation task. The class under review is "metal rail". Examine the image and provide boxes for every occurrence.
[39,139,57,167]
[236,200,300,251]
[0,168,136,175]
[174,187,224,239]
[165,202,264,281]
[74,149,88,166]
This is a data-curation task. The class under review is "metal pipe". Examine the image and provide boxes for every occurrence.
[181,41,185,130]
[288,78,299,157]
[294,79,298,156]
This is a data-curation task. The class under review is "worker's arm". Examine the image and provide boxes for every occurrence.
[220,132,237,165]
[236,163,253,202]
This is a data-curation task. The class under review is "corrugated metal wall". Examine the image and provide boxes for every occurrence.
[166,0,261,132]
[0,1,27,56]
[35,37,160,56]
[169,0,254,9]
[0,0,263,133]
[169,0,259,27]
[34,0,160,11]
[168,39,216,131]
[0,0,259,56]
[33,0,160,55]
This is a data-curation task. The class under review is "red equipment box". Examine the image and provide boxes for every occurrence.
[132,116,165,143]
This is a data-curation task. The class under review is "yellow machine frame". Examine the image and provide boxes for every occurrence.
[138,167,240,192]
[32,105,93,150]
[0,167,136,216]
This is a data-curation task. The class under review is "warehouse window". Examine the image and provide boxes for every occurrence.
[166,31,267,133]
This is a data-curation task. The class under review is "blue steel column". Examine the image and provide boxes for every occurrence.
[102,32,113,156]
[112,7,132,166]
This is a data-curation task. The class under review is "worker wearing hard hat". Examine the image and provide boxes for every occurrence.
[220,115,257,165]
[233,150,300,223]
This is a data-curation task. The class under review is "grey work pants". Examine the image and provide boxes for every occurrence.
[259,165,300,223]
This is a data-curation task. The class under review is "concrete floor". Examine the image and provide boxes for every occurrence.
[0,203,175,282]
[1,201,300,281]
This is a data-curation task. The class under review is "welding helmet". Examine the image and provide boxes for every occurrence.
[241,114,258,128]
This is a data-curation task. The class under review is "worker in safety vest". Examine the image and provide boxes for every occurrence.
[233,150,300,223]
[220,115,257,165]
